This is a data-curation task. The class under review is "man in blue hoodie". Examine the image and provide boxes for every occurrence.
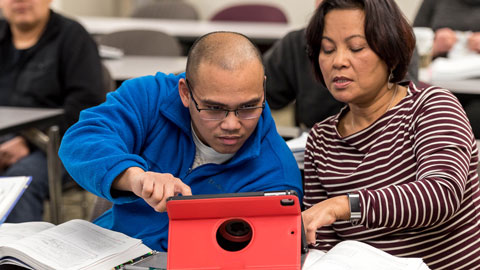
[59,31,303,251]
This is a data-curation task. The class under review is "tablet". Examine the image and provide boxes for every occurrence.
[166,190,307,270]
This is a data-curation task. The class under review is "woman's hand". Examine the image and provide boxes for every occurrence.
[302,195,350,245]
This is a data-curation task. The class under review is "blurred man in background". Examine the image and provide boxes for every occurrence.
[0,0,105,222]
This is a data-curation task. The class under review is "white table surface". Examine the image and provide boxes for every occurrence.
[0,106,64,135]
[103,56,187,81]
[77,16,298,42]
[419,68,480,95]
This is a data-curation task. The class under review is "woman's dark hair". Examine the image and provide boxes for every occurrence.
[305,0,415,85]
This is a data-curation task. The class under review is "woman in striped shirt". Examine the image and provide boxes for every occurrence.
[301,0,480,269]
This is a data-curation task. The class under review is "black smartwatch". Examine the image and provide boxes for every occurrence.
[347,193,361,222]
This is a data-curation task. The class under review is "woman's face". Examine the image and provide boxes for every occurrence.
[318,8,389,108]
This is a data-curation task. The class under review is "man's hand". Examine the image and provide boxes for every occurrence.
[467,32,480,53]
[113,167,192,212]
[433,28,457,57]
[301,195,350,245]
[0,136,30,169]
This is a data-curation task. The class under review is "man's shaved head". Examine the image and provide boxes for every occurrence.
[185,31,264,84]
[178,31,266,154]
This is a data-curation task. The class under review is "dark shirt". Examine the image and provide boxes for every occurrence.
[413,0,480,32]
[0,10,105,133]
[0,41,30,106]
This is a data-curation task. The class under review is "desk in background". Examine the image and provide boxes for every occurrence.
[428,79,480,95]
[0,106,64,224]
[419,68,480,95]
[103,56,187,82]
[78,16,297,53]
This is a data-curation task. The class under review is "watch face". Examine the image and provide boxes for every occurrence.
[348,193,361,221]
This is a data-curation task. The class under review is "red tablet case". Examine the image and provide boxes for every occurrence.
[166,190,304,270]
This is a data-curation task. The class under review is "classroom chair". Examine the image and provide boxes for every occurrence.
[89,195,113,221]
[43,64,115,222]
[131,0,199,20]
[210,4,288,24]
[96,30,183,56]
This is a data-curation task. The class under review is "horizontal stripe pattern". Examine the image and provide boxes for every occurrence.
[303,82,480,270]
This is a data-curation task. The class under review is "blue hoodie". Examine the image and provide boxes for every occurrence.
[59,72,302,251]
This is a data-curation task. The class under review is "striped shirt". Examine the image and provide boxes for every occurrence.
[303,82,480,270]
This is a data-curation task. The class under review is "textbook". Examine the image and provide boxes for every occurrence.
[303,240,431,270]
[0,176,32,224]
[0,219,152,270]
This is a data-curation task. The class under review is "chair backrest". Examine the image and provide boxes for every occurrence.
[89,196,113,221]
[131,1,199,20]
[210,4,288,23]
[101,63,116,92]
[96,30,182,56]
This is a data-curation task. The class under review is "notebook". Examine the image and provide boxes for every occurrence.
[166,190,307,270]
[0,176,32,224]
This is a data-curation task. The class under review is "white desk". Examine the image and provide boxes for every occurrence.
[427,79,480,95]
[103,56,187,81]
[0,107,63,134]
[0,106,64,224]
[419,68,480,95]
[77,16,297,44]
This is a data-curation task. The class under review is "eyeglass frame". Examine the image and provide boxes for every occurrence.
[184,78,266,121]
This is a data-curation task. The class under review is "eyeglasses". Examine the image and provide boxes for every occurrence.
[185,78,266,121]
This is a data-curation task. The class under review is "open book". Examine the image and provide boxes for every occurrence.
[303,240,430,270]
[0,219,152,270]
[0,176,32,224]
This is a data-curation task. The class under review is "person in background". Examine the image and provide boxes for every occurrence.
[301,0,480,269]
[413,0,480,58]
[413,0,480,138]
[0,0,105,222]
[263,0,419,129]
[58,32,303,251]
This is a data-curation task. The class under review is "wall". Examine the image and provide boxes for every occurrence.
[183,0,316,27]
[51,0,131,17]
[52,0,423,25]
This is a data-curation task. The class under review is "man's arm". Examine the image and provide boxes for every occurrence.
[59,77,160,203]
[112,167,191,212]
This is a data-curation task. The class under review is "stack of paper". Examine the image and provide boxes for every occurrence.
[286,132,308,170]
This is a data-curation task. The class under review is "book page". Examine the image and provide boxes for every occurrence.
[302,249,326,269]
[0,222,54,246]
[0,176,32,223]
[1,219,151,270]
[303,240,429,270]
